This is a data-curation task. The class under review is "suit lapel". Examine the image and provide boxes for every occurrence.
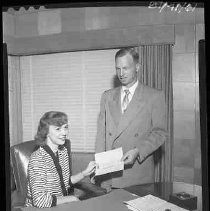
[115,84,145,139]
[108,87,122,127]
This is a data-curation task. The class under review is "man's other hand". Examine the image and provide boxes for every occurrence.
[121,148,139,165]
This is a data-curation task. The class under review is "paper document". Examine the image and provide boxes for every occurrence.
[125,194,189,211]
[95,147,124,176]
[126,204,139,211]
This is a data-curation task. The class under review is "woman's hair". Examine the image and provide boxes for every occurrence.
[115,47,139,64]
[35,111,68,144]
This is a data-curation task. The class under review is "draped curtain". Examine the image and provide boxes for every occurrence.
[8,56,22,146]
[135,44,174,199]
[3,42,11,211]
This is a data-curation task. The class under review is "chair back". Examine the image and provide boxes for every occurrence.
[10,139,71,200]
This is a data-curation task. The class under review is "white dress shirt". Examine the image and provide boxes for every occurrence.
[121,80,139,113]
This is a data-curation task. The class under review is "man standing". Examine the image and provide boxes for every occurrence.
[94,47,167,191]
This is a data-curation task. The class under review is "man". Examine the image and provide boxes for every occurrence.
[94,47,167,191]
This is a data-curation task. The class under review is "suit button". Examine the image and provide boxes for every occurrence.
[109,132,112,136]
[134,133,138,137]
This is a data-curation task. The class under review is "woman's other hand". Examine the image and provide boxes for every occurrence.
[67,195,80,202]
[57,195,79,205]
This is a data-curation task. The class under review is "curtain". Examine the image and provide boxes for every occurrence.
[136,44,174,199]
[3,43,11,211]
[8,56,22,146]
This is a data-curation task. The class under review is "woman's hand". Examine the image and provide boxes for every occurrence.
[57,195,79,205]
[66,195,80,202]
[82,161,97,177]
[71,161,97,184]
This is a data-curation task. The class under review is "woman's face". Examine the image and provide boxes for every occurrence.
[47,123,69,147]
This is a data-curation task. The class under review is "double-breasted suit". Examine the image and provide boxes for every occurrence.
[95,83,167,188]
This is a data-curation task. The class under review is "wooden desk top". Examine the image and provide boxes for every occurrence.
[16,183,173,211]
[17,189,138,211]
[124,182,173,199]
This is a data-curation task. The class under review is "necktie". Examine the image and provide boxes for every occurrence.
[122,89,130,113]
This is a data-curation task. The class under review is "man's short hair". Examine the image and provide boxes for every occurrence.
[115,47,139,63]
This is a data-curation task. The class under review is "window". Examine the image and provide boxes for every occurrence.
[20,49,119,152]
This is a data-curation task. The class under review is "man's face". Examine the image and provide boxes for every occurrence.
[115,53,139,88]
[47,124,69,147]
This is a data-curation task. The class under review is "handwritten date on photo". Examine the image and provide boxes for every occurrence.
[148,2,197,13]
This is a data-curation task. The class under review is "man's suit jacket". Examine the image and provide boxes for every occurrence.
[95,83,167,188]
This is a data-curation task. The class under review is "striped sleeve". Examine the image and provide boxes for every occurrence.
[28,153,56,208]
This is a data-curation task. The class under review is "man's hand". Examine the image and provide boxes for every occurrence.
[121,148,139,165]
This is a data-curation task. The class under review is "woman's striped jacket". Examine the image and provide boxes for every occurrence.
[25,146,71,208]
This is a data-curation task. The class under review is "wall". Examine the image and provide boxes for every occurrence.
[3,7,175,55]
[173,23,204,186]
[3,5,205,192]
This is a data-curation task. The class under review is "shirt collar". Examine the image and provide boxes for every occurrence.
[122,80,139,97]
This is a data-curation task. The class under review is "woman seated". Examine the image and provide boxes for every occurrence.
[25,111,97,208]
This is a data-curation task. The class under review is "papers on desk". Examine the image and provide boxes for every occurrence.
[126,204,139,211]
[125,194,189,211]
[95,147,124,176]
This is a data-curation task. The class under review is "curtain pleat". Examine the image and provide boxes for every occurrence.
[136,44,173,199]
[8,56,23,146]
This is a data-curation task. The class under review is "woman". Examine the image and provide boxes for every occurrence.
[25,111,97,208]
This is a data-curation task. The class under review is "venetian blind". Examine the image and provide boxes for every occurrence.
[20,49,119,152]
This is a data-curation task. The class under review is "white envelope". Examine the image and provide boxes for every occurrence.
[95,147,124,176]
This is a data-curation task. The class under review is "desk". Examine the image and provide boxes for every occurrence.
[16,189,137,211]
[17,183,173,211]
[124,182,173,199]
